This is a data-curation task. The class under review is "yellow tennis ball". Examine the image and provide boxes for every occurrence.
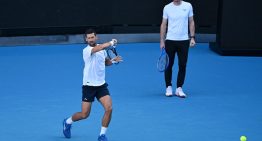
[240,136,247,141]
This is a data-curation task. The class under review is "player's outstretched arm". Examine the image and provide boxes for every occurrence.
[92,39,117,53]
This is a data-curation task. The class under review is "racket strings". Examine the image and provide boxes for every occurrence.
[107,49,117,60]
[158,57,167,70]
[157,53,169,72]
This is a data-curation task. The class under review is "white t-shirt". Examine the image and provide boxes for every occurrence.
[82,45,107,86]
[163,1,193,40]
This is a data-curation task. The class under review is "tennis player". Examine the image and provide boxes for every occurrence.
[160,0,196,97]
[63,29,121,141]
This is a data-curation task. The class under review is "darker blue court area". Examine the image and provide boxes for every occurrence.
[0,43,262,141]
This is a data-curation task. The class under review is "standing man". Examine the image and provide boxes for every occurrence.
[63,29,122,141]
[160,0,196,98]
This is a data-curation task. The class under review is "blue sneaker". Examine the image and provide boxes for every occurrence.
[98,134,108,141]
[63,118,72,138]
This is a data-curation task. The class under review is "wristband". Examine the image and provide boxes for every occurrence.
[110,58,116,64]
[109,41,114,46]
[111,60,119,64]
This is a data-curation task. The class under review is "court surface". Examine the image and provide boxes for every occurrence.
[0,43,262,141]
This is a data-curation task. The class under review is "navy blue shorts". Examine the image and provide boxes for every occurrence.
[82,83,110,102]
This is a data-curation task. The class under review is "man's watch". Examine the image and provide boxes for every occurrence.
[190,35,195,39]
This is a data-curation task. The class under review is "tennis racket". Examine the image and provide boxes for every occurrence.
[106,45,120,64]
[157,48,169,72]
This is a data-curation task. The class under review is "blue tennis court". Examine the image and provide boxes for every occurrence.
[0,43,262,141]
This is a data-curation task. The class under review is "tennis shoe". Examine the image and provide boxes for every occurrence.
[98,134,108,141]
[175,87,187,98]
[165,86,173,97]
[63,118,72,138]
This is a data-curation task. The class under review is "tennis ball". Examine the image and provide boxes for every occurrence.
[240,136,247,141]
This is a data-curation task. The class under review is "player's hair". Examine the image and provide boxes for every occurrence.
[84,28,96,37]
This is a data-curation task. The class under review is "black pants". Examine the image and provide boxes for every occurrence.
[165,40,190,88]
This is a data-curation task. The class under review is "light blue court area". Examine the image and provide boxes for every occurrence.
[0,43,262,141]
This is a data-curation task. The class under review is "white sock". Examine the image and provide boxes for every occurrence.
[66,117,73,124]
[100,127,107,135]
